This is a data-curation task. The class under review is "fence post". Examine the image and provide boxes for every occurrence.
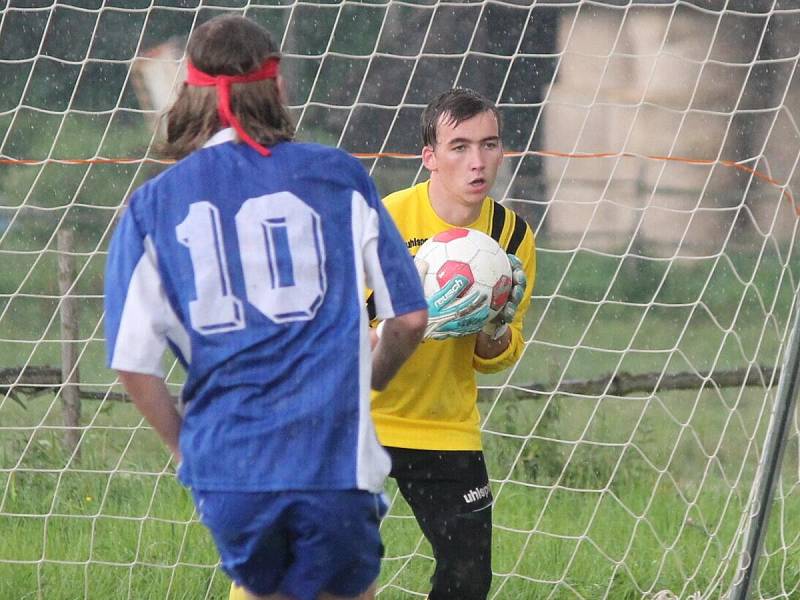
[730,291,800,599]
[57,229,81,456]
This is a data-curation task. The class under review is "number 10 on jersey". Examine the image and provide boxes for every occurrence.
[176,192,327,334]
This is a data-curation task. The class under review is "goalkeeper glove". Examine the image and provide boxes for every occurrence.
[482,254,527,341]
[417,259,490,340]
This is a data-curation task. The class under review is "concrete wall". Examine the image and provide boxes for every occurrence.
[542,4,799,255]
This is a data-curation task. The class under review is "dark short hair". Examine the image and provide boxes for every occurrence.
[160,14,295,159]
[421,88,502,147]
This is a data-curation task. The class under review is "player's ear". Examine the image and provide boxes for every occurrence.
[422,145,437,172]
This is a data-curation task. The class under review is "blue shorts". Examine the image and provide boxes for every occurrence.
[192,489,387,600]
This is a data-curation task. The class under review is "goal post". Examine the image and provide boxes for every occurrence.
[730,292,800,600]
[1,1,799,599]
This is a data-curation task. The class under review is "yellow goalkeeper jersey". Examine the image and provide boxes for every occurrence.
[371,181,536,451]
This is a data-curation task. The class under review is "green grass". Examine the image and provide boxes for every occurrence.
[1,239,799,598]
[3,387,799,599]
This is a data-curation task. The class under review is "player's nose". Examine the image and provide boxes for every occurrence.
[468,148,485,170]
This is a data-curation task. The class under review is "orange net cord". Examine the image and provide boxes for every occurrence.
[1,149,796,216]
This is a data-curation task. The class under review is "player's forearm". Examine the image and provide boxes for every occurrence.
[116,371,183,461]
[473,325,524,373]
[371,308,427,390]
[474,326,512,359]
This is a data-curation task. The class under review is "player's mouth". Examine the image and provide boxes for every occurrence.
[468,177,488,192]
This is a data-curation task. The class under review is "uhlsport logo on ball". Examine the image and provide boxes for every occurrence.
[415,228,512,321]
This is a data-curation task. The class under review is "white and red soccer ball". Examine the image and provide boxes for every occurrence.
[415,228,512,321]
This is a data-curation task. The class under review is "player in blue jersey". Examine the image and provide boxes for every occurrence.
[103,15,427,600]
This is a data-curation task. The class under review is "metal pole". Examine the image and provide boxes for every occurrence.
[730,291,800,600]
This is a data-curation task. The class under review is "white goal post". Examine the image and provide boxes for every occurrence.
[1,1,799,599]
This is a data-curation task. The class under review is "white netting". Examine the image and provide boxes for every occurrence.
[1,1,799,598]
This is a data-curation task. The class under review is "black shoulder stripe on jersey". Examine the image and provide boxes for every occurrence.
[489,200,506,245]
[506,211,528,256]
[366,293,376,321]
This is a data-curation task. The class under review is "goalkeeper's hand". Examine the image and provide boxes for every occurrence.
[417,259,490,340]
[481,254,526,341]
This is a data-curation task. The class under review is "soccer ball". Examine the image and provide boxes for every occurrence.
[415,228,512,320]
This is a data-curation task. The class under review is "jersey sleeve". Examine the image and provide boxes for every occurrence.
[473,222,537,373]
[104,200,175,377]
[355,173,426,320]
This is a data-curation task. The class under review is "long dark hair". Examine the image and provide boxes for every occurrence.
[159,14,295,159]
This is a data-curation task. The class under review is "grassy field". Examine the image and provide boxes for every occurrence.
[1,234,800,599]
[2,389,799,599]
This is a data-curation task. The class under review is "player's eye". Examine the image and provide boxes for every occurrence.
[452,145,465,152]
[485,141,499,150]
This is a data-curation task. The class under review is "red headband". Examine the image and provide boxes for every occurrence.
[186,57,280,156]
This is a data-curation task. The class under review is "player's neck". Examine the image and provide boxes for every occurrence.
[427,181,484,227]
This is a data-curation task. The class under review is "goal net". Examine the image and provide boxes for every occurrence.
[2,1,799,598]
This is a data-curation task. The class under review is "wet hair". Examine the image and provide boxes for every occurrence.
[159,14,295,159]
[421,88,502,148]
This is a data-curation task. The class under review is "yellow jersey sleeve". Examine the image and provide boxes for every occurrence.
[473,202,536,373]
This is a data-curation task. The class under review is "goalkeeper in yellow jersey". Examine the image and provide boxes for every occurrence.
[369,88,536,599]
[230,89,533,599]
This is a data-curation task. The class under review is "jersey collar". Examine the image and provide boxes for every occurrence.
[203,128,237,149]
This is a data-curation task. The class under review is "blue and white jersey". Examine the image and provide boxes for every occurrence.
[104,129,426,493]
